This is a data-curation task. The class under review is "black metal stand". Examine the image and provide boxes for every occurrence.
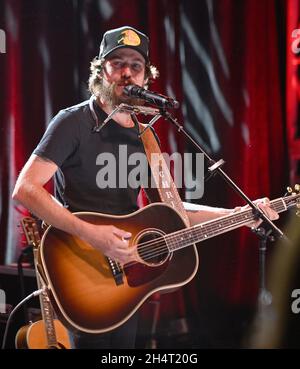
[252,226,274,312]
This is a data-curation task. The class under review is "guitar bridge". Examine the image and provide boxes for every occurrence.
[107,257,124,285]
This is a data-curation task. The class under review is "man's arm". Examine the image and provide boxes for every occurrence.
[12,154,134,264]
[183,202,232,226]
[13,154,86,235]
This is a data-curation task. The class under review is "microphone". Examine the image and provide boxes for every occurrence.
[123,85,179,109]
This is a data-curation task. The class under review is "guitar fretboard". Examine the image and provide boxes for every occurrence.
[24,218,59,348]
[38,285,58,347]
[165,197,288,251]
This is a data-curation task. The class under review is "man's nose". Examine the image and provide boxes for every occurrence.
[121,64,132,78]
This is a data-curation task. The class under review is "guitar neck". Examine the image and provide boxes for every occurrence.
[33,243,58,347]
[165,197,288,251]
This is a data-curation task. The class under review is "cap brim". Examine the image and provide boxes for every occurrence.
[101,45,149,63]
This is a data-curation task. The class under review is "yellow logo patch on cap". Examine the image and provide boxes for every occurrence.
[118,29,141,46]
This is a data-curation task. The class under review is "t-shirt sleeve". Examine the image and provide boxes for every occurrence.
[33,109,80,167]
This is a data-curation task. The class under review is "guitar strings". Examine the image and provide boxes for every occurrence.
[132,199,285,257]
[130,200,283,256]
[123,215,255,268]
[123,200,286,268]
[124,220,248,268]
[129,207,255,256]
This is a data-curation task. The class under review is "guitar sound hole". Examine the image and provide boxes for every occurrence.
[136,230,170,266]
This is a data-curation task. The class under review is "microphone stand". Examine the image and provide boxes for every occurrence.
[139,107,290,333]
[252,227,274,315]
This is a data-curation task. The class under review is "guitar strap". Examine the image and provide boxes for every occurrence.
[138,123,190,227]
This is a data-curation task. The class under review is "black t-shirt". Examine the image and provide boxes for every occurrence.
[33,100,149,215]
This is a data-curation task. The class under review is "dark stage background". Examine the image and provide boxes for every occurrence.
[0,0,299,348]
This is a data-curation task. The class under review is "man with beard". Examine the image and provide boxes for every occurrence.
[12,26,279,349]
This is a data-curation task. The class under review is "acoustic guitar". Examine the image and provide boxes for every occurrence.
[15,217,71,349]
[38,189,300,334]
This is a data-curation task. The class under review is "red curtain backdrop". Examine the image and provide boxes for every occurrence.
[287,0,300,186]
[0,0,292,347]
[202,0,287,305]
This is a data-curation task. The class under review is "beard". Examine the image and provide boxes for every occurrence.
[97,79,144,108]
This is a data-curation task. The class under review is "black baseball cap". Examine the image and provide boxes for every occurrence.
[98,26,149,63]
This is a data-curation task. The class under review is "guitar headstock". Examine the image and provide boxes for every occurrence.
[21,217,41,249]
[286,185,300,216]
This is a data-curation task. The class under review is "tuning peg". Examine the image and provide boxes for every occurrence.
[287,186,293,194]
[296,210,300,217]
[294,184,300,192]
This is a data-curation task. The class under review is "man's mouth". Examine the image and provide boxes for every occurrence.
[118,81,133,87]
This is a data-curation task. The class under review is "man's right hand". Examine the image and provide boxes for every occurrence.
[80,223,135,265]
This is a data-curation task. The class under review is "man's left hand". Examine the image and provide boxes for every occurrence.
[234,197,279,228]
